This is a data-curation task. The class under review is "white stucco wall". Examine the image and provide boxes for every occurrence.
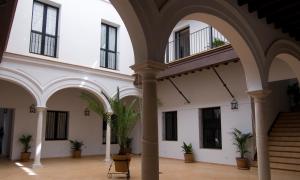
[43,88,120,158]
[157,62,253,165]
[0,80,37,160]
[6,0,134,74]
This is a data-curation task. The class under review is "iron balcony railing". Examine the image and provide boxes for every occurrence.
[165,26,229,63]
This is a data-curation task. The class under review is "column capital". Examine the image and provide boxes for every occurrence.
[130,61,167,74]
[36,106,47,112]
[247,89,271,99]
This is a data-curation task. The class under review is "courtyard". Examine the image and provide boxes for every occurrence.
[0,156,299,180]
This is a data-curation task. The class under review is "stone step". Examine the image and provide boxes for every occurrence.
[269,145,300,153]
[269,151,300,159]
[270,132,300,137]
[274,123,300,128]
[270,156,300,165]
[276,120,300,124]
[272,127,300,132]
[269,136,300,142]
[270,162,300,172]
[281,112,300,116]
[269,141,300,147]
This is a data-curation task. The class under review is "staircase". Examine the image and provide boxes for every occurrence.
[268,112,300,172]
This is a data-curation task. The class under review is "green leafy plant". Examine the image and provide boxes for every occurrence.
[181,142,193,154]
[231,128,252,159]
[81,88,139,155]
[19,134,32,153]
[212,38,225,48]
[287,83,300,108]
[69,140,84,151]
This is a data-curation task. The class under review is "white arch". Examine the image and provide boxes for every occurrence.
[266,39,300,82]
[117,87,142,99]
[0,67,42,106]
[42,77,112,112]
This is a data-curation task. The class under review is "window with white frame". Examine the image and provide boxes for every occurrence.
[163,111,178,141]
[100,23,117,70]
[30,1,59,57]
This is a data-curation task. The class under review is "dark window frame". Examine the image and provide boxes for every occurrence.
[102,115,118,144]
[175,27,190,59]
[163,111,178,141]
[100,23,118,70]
[201,107,222,149]
[45,111,68,141]
[29,0,59,57]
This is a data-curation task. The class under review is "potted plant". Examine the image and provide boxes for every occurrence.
[69,140,84,158]
[287,83,300,112]
[181,142,193,163]
[211,38,225,48]
[81,88,139,174]
[232,128,252,170]
[19,134,32,162]
[125,138,132,154]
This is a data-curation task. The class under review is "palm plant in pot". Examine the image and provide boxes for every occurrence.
[181,142,193,163]
[69,140,84,158]
[19,134,32,162]
[81,88,139,173]
[232,128,252,170]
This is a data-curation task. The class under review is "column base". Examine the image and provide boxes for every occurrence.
[32,163,43,169]
[104,157,111,162]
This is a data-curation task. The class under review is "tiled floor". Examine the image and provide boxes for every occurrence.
[0,156,299,180]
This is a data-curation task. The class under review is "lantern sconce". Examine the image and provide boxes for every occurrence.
[231,98,238,110]
[84,108,90,116]
[29,104,36,113]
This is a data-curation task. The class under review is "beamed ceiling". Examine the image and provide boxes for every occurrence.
[237,0,300,41]
[154,0,169,11]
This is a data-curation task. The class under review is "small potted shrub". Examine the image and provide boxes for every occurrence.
[19,134,32,162]
[232,128,252,170]
[181,142,193,163]
[211,38,225,48]
[69,140,84,158]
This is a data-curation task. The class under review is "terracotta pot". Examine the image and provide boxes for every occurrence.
[184,153,193,163]
[112,154,131,172]
[20,152,31,162]
[236,158,249,170]
[72,150,81,158]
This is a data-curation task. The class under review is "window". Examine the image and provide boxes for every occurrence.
[175,27,190,59]
[163,111,177,141]
[201,107,222,149]
[100,23,117,70]
[45,111,68,140]
[30,1,59,57]
[102,115,117,144]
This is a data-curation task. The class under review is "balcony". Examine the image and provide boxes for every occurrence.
[165,26,229,63]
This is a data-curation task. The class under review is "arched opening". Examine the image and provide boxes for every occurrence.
[43,87,117,158]
[120,95,142,155]
[0,79,37,160]
[268,53,300,115]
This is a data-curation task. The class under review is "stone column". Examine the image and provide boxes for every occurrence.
[32,107,46,168]
[105,112,112,162]
[131,61,166,180]
[248,90,271,180]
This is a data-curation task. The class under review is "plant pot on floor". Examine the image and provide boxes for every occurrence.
[236,158,249,170]
[184,153,193,163]
[72,150,81,158]
[20,152,31,162]
[112,154,131,172]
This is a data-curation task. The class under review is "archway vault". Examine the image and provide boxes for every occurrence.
[266,39,300,83]
[111,0,267,91]
[0,66,42,106]
[42,77,112,112]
